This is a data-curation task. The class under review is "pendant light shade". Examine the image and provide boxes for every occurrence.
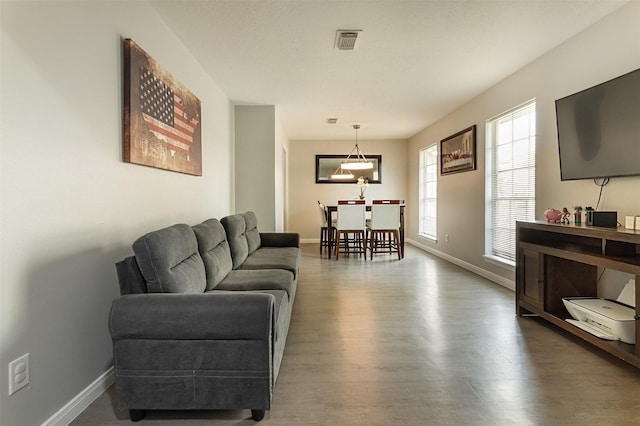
[330,171,355,179]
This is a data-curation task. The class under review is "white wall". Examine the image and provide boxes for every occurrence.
[234,105,277,231]
[289,139,408,240]
[0,1,232,425]
[234,105,290,232]
[407,1,640,285]
[275,110,290,232]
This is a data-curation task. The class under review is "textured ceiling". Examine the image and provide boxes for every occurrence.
[150,0,627,140]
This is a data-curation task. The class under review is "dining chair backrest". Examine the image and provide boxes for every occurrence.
[370,199,401,230]
[318,200,328,227]
[337,200,366,230]
[338,200,366,205]
[372,199,401,205]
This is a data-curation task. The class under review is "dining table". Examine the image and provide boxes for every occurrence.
[325,204,405,259]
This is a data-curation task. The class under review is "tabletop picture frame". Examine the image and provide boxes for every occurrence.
[440,125,476,175]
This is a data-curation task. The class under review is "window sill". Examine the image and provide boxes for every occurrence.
[483,255,515,271]
[418,233,437,242]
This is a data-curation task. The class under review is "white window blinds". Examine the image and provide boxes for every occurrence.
[419,145,438,239]
[487,101,536,262]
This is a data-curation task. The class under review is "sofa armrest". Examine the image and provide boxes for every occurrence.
[260,232,300,248]
[109,292,274,340]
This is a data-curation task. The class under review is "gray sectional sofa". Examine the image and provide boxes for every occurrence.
[109,211,300,422]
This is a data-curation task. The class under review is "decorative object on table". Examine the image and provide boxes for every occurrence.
[561,207,571,224]
[625,215,640,230]
[357,176,369,199]
[544,208,562,223]
[573,206,583,224]
[338,124,374,171]
[440,125,476,175]
[585,206,593,224]
[123,39,202,176]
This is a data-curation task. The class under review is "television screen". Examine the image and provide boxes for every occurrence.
[555,68,640,181]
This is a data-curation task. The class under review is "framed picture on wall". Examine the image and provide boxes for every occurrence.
[123,39,202,176]
[315,155,382,183]
[440,125,476,175]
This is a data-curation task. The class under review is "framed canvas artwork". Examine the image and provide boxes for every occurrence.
[123,39,202,176]
[440,125,476,175]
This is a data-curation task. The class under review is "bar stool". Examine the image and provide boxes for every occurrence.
[318,201,336,255]
[367,200,401,260]
[335,200,366,260]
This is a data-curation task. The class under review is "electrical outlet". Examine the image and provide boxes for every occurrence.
[8,353,29,396]
[445,233,449,243]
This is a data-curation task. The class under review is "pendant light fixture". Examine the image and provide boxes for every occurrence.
[330,169,355,179]
[339,124,373,170]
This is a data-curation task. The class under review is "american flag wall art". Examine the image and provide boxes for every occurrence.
[123,39,202,175]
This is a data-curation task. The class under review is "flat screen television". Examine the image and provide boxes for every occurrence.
[555,68,640,181]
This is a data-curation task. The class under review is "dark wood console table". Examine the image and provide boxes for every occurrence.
[516,220,640,368]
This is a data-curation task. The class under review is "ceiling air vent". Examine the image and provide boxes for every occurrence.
[335,30,362,50]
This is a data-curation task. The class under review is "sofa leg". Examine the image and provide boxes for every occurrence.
[129,409,145,422]
[251,409,266,421]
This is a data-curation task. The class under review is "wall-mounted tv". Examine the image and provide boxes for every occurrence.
[555,68,640,181]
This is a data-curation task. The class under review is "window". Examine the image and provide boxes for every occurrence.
[486,100,536,263]
[419,144,438,239]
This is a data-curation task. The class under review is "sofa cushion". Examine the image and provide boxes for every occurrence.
[214,269,296,300]
[132,224,206,293]
[241,211,261,254]
[221,214,249,269]
[192,219,233,291]
[240,247,301,279]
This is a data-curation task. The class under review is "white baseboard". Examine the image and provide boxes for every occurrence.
[42,366,114,426]
[300,238,320,244]
[406,238,515,291]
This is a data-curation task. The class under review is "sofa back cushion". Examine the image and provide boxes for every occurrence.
[192,219,233,290]
[132,224,206,293]
[241,211,262,254]
[220,214,249,269]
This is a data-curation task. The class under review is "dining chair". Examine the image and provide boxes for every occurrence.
[318,201,336,255]
[335,200,367,260]
[367,199,401,260]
